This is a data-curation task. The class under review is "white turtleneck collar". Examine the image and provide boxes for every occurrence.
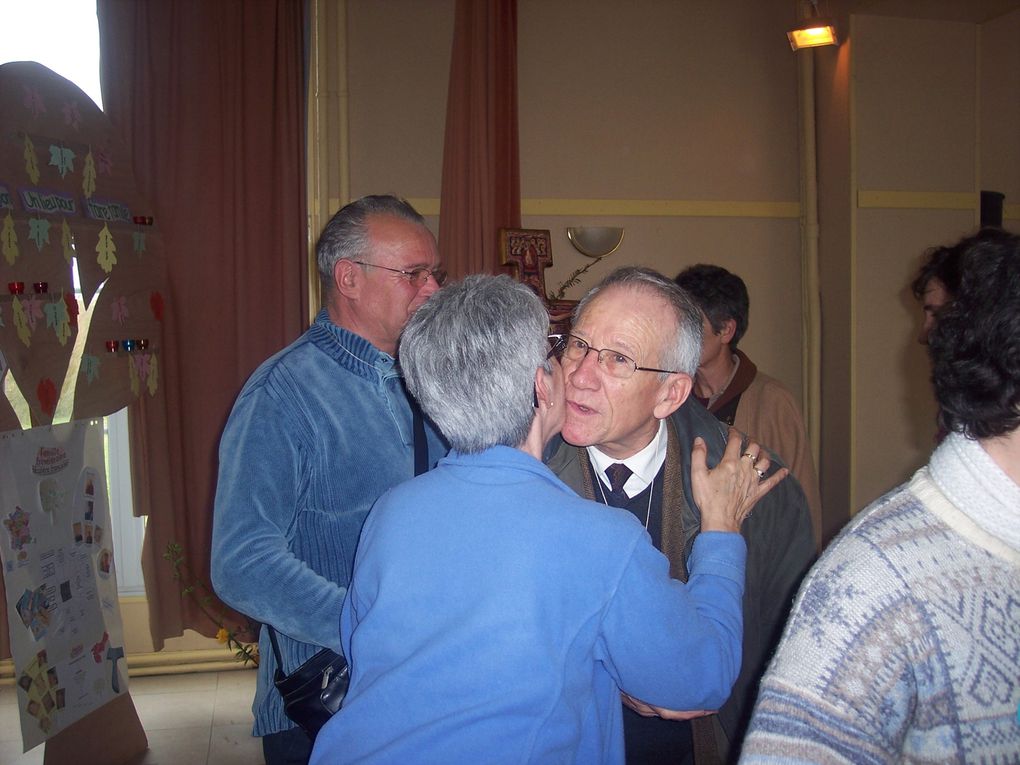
[926,432,1020,554]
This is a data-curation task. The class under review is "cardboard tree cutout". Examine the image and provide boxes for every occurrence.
[0,62,153,763]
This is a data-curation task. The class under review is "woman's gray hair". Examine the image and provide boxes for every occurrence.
[400,274,550,453]
[574,266,703,377]
[315,195,426,293]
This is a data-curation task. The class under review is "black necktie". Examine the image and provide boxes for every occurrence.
[605,462,632,498]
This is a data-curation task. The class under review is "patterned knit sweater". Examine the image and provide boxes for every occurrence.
[739,433,1020,764]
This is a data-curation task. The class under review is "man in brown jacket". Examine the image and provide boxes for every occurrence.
[675,264,821,551]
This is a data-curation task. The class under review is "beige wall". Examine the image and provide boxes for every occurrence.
[346,1,453,200]
[835,10,1020,514]
[981,9,1020,224]
[850,15,981,508]
[815,36,853,540]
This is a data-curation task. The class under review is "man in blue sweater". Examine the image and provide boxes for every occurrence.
[211,195,448,765]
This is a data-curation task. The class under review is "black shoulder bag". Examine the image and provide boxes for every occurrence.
[269,400,430,739]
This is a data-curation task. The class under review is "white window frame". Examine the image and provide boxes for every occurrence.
[104,408,147,596]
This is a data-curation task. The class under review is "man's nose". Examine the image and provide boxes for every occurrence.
[419,275,441,298]
[567,347,601,389]
[918,316,933,345]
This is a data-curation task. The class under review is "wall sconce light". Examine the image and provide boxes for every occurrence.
[566,227,625,258]
[788,1,838,50]
[549,227,625,301]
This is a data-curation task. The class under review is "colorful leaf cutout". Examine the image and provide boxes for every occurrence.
[133,231,146,254]
[82,150,97,198]
[61,218,74,262]
[133,354,149,383]
[82,354,100,384]
[23,295,43,331]
[28,218,51,250]
[96,149,112,175]
[111,296,129,325]
[12,297,30,346]
[62,101,82,130]
[44,301,59,330]
[128,354,140,396]
[150,291,164,321]
[37,378,58,416]
[96,223,117,272]
[22,85,45,118]
[48,145,76,178]
[2,212,19,265]
[44,299,71,345]
[23,134,39,184]
[63,292,79,329]
[147,354,159,396]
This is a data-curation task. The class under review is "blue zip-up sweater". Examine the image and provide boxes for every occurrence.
[211,309,445,736]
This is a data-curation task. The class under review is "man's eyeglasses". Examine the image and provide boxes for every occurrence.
[352,260,448,288]
[546,333,679,379]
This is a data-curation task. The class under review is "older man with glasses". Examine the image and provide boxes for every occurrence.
[545,267,815,765]
[211,195,449,765]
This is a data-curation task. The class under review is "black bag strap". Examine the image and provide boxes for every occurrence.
[412,397,428,476]
[267,399,428,678]
[267,624,285,674]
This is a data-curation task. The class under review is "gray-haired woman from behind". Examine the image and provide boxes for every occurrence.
[310,274,774,765]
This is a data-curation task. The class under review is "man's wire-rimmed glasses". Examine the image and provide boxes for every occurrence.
[546,333,680,379]
[352,260,448,288]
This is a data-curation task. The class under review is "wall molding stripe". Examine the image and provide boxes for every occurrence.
[344,196,1020,220]
[406,198,801,219]
[857,190,979,210]
[1,650,253,684]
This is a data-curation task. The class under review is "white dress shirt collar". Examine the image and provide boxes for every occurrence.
[586,419,668,499]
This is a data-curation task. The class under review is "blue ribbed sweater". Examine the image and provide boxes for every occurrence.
[211,310,445,737]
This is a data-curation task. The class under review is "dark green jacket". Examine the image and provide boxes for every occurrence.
[545,397,815,761]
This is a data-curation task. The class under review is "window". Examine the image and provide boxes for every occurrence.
[1,1,103,109]
[104,409,146,596]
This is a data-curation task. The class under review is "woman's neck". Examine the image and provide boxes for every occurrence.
[981,429,1020,486]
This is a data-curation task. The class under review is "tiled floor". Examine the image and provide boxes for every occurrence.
[0,669,264,764]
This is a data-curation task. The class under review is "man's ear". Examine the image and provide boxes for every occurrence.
[719,318,738,345]
[652,372,693,420]
[335,259,360,299]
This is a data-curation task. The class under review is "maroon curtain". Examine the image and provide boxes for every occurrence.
[97,0,308,648]
[439,0,521,279]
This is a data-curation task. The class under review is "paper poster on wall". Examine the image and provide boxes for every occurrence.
[0,420,128,752]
